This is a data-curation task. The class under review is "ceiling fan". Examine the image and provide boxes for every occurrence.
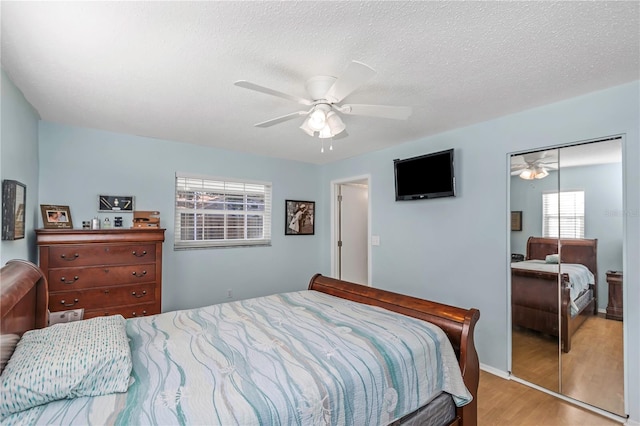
[234,61,412,142]
[511,151,559,180]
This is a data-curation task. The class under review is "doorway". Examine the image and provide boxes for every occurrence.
[331,175,370,285]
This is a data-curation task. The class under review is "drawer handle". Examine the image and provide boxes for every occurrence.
[60,276,79,284]
[104,289,110,294]
[132,250,147,257]
[132,310,147,317]
[132,270,147,277]
[60,298,79,307]
[131,290,147,298]
[60,253,80,261]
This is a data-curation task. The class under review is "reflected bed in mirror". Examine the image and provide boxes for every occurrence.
[511,237,598,353]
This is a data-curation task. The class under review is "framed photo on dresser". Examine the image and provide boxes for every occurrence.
[40,204,73,229]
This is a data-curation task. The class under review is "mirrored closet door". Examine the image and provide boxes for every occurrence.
[509,137,624,416]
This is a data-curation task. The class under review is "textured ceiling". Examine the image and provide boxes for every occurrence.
[1,1,639,165]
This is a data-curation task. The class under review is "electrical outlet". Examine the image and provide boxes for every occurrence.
[47,308,84,326]
[68,308,84,322]
[48,310,68,326]
[227,289,233,299]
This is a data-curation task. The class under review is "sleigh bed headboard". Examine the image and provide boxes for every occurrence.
[525,236,598,280]
[0,260,48,335]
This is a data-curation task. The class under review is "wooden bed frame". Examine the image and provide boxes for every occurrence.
[511,237,598,353]
[1,260,480,426]
[309,274,480,426]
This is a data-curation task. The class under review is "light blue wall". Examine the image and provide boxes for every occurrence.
[38,122,323,312]
[510,163,624,311]
[320,81,640,420]
[0,70,40,265]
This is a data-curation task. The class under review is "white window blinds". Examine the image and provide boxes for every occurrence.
[542,190,585,239]
[174,173,272,249]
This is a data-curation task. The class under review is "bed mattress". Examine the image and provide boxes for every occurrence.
[4,290,471,425]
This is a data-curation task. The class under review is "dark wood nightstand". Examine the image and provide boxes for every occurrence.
[605,270,623,321]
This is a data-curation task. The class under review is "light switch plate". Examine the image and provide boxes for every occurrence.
[371,235,380,246]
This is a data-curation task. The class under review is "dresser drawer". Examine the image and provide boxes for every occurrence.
[48,244,156,267]
[49,283,156,312]
[48,263,156,291]
[84,302,159,319]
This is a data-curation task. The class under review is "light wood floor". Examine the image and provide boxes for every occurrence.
[511,314,624,416]
[478,370,623,426]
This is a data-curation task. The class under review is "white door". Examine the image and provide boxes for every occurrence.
[336,182,368,284]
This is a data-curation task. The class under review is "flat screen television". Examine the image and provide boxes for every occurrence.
[394,149,456,200]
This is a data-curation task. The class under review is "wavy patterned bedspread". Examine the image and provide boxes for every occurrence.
[5,290,471,426]
[511,260,594,300]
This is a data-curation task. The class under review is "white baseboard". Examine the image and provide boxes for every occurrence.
[598,307,607,314]
[625,418,639,426]
[479,363,509,379]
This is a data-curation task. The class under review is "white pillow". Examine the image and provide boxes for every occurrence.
[0,334,20,374]
[545,254,560,264]
[0,315,132,419]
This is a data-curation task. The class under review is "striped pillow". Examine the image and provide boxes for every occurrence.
[0,315,132,419]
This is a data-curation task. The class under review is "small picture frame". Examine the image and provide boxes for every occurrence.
[285,200,315,235]
[2,180,26,240]
[511,211,522,231]
[40,204,74,229]
[98,195,134,212]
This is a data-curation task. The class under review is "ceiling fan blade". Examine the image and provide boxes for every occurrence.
[324,61,377,103]
[235,80,313,106]
[254,111,308,128]
[339,104,412,120]
[538,162,558,169]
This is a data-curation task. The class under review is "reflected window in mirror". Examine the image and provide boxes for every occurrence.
[542,190,585,238]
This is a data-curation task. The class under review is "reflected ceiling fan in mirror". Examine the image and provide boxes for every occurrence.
[234,61,412,151]
[511,151,559,180]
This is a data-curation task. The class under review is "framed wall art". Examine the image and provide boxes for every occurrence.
[511,211,522,231]
[2,180,26,240]
[285,200,315,235]
[98,195,134,212]
[40,204,74,229]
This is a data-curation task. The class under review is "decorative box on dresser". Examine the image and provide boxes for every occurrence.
[36,228,165,320]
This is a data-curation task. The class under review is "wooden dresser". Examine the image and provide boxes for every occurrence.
[36,228,165,319]
[605,270,623,321]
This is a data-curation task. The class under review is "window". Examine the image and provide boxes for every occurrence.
[175,174,272,249]
[542,190,585,239]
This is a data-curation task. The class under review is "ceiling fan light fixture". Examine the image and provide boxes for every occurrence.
[325,111,346,136]
[534,167,549,179]
[518,166,549,180]
[308,105,330,131]
[318,125,334,139]
[519,169,535,180]
[299,117,315,136]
